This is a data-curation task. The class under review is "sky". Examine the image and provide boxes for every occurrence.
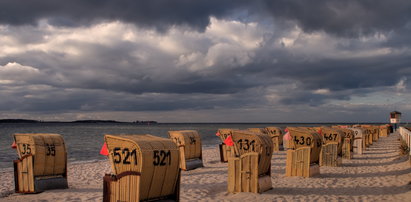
[0,0,410,123]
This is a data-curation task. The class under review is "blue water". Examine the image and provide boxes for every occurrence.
[0,122,360,169]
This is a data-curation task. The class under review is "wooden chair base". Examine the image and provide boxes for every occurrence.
[353,138,364,155]
[228,153,272,193]
[184,158,203,171]
[219,143,235,163]
[342,139,353,160]
[342,154,353,159]
[14,159,68,193]
[272,137,280,152]
[368,134,373,146]
[285,148,320,178]
[285,163,320,178]
[33,176,68,193]
[178,145,203,171]
[320,156,342,167]
[319,143,342,167]
[103,171,180,202]
[373,134,379,142]
[257,175,273,193]
[219,144,228,162]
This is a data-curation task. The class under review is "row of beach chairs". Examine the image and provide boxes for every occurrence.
[10,124,392,201]
[11,131,203,201]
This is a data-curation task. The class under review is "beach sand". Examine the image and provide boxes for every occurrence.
[1,133,410,201]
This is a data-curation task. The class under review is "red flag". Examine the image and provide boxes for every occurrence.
[224,135,234,146]
[216,132,221,136]
[317,128,322,135]
[283,131,291,141]
[100,142,109,156]
[11,141,17,149]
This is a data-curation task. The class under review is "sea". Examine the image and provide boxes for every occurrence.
[0,122,389,169]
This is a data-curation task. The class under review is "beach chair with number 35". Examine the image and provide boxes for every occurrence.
[12,133,68,193]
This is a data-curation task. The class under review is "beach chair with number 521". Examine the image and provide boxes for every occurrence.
[103,134,181,202]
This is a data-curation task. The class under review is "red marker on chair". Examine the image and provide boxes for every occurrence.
[100,142,109,156]
[224,135,234,146]
[11,141,17,149]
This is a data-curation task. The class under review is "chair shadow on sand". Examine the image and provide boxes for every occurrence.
[186,168,227,176]
[365,148,399,152]
[362,151,398,155]
[319,166,411,178]
[265,184,411,196]
[342,160,407,167]
[353,154,400,160]
[51,188,102,193]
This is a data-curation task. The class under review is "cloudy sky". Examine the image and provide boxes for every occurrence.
[0,0,410,123]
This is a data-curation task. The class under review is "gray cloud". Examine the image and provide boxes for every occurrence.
[0,1,411,122]
[0,0,249,31]
[1,1,410,36]
[260,0,411,37]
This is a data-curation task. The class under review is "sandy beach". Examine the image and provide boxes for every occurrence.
[1,132,410,202]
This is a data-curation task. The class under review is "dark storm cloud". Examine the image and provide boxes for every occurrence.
[274,55,408,91]
[2,24,410,111]
[0,85,264,112]
[239,31,411,106]
[0,50,258,95]
[1,0,410,36]
[0,0,248,31]
[280,56,410,105]
[278,89,353,107]
[1,0,411,121]
[259,0,411,37]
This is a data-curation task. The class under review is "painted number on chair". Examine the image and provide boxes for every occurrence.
[45,144,56,156]
[21,144,31,155]
[172,137,182,145]
[189,136,196,144]
[153,150,171,166]
[113,147,138,165]
[323,133,338,142]
[293,136,312,146]
[237,139,256,151]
